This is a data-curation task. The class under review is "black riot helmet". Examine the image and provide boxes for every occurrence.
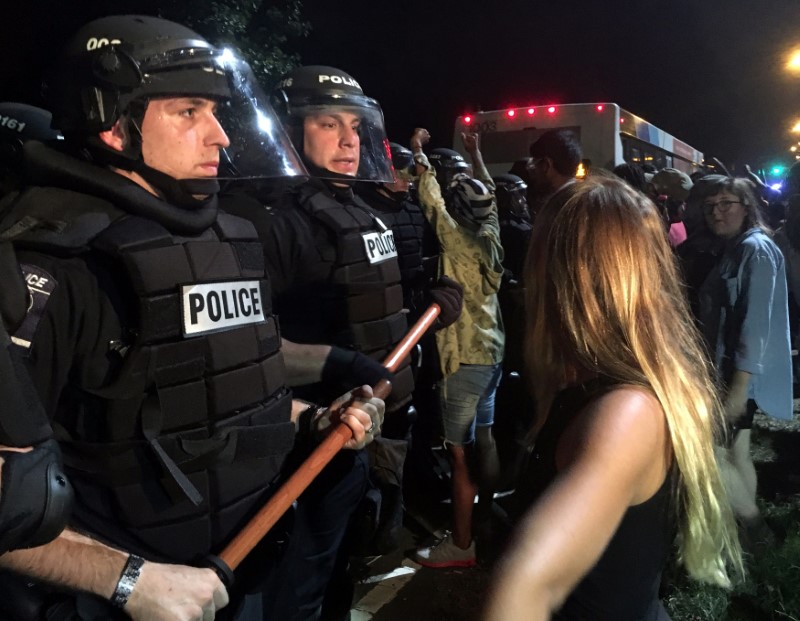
[389,142,414,182]
[493,173,530,220]
[0,103,62,193]
[270,65,393,183]
[43,15,306,199]
[428,148,471,188]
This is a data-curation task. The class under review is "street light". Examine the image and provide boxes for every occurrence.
[787,49,800,73]
[792,121,800,133]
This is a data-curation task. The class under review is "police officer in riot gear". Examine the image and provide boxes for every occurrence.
[492,173,532,281]
[0,245,73,559]
[356,144,463,337]
[0,102,72,561]
[0,17,382,621]
[354,141,464,554]
[490,174,534,497]
[222,64,415,619]
[0,103,62,197]
[229,65,411,410]
[0,104,73,602]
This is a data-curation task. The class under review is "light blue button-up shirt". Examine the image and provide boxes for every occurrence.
[698,227,793,420]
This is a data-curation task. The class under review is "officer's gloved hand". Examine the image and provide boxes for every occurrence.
[322,346,393,388]
[429,275,464,329]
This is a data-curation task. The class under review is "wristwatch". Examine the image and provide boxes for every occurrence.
[110,554,145,608]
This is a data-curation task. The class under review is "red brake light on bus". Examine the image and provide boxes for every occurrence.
[596,104,604,112]
[507,109,516,118]
[527,107,535,116]
[620,118,625,123]
[464,115,472,124]
[547,106,556,114]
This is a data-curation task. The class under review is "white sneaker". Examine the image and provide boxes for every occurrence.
[414,532,476,568]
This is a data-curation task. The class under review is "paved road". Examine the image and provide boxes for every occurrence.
[347,454,516,621]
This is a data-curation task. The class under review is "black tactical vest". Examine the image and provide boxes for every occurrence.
[290,185,414,405]
[499,212,532,280]
[356,186,425,282]
[10,192,295,563]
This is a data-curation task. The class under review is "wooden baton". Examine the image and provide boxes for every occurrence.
[214,303,441,575]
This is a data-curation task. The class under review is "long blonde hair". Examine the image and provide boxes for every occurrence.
[524,174,742,586]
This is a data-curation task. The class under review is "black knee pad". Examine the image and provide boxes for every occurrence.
[0,439,73,554]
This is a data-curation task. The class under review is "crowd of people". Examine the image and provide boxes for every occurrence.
[0,12,795,621]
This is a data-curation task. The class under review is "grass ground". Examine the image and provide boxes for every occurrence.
[666,405,800,621]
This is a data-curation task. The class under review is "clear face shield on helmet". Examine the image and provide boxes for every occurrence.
[502,186,530,219]
[110,44,308,183]
[277,93,394,184]
[212,50,307,182]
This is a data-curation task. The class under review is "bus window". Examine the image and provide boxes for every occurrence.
[477,125,582,166]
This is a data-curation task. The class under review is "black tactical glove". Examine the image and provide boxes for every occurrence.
[429,275,464,329]
[321,346,394,388]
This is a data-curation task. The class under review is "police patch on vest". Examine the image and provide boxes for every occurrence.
[12,264,57,351]
[181,280,266,337]
[362,230,397,265]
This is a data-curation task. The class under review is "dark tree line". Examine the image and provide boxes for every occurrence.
[0,0,309,105]
[159,0,310,88]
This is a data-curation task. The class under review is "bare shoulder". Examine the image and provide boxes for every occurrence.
[583,385,665,435]
[557,385,670,503]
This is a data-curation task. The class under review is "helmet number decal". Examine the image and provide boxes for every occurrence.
[86,37,122,51]
[0,115,25,134]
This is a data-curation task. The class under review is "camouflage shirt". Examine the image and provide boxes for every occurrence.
[416,152,505,376]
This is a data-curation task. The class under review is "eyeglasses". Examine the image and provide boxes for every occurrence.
[702,199,742,215]
[526,158,545,171]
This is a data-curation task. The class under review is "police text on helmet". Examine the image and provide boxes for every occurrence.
[318,75,361,89]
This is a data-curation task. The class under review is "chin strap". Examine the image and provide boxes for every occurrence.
[81,138,218,209]
[133,161,219,208]
[384,188,410,203]
[303,160,358,190]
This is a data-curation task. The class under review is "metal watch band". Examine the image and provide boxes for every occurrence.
[110,554,145,609]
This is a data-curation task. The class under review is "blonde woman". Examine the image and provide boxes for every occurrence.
[486,175,741,621]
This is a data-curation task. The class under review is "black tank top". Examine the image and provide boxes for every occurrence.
[524,379,675,621]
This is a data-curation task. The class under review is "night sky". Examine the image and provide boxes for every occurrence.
[3,0,800,172]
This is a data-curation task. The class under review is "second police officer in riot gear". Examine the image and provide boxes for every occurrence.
[222,64,435,619]
[0,17,383,621]
[354,141,464,552]
[0,102,73,595]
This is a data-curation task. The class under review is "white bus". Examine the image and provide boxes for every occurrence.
[453,103,703,176]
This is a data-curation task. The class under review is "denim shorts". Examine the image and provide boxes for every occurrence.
[438,363,503,446]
